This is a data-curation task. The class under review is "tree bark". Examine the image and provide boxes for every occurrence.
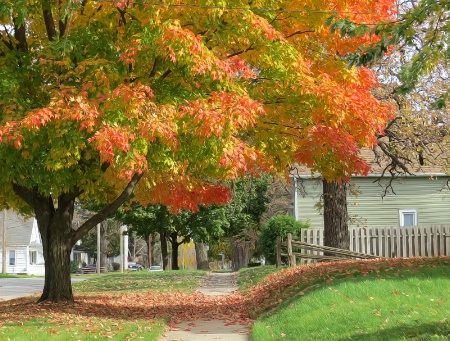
[323,179,349,253]
[147,233,152,267]
[160,230,169,270]
[195,242,209,270]
[31,191,75,302]
[169,232,180,270]
[151,233,157,265]
[230,237,250,271]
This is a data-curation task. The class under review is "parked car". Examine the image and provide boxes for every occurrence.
[148,265,163,272]
[128,262,144,271]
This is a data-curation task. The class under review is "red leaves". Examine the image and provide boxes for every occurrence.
[142,180,232,213]
[180,91,264,138]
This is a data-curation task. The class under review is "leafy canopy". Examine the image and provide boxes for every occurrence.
[0,0,396,216]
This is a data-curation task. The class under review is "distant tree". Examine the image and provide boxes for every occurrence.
[225,174,271,270]
[80,219,120,263]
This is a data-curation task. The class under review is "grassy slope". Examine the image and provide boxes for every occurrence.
[248,258,450,341]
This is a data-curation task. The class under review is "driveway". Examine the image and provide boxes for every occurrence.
[0,277,86,301]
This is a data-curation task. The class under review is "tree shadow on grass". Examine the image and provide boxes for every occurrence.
[336,321,450,341]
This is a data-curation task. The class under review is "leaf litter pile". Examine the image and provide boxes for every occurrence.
[0,257,448,339]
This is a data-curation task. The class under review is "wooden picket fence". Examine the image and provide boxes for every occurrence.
[278,225,450,265]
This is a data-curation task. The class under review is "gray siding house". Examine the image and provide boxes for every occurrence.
[291,146,450,229]
[292,175,450,228]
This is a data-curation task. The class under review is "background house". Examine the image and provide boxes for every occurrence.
[289,150,450,258]
[1,210,90,275]
[0,210,45,275]
[292,174,450,228]
[291,149,450,228]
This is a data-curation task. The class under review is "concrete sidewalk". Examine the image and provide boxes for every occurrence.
[160,319,250,341]
[160,272,250,341]
[0,277,86,301]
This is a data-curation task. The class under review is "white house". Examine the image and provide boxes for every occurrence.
[0,210,45,275]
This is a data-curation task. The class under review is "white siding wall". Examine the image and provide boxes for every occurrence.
[0,247,28,274]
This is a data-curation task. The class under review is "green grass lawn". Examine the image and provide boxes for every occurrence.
[0,273,35,278]
[251,263,450,341]
[238,265,285,292]
[0,316,165,341]
[72,269,208,294]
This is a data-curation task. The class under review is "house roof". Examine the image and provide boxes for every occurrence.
[290,147,448,178]
[0,210,35,247]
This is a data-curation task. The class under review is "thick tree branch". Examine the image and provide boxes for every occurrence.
[285,30,315,38]
[42,0,57,41]
[13,18,27,51]
[101,161,110,173]
[149,58,160,78]
[12,183,35,208]
[228,43,254,58]
[71,172,144,243]
[160,69,172,80]
[117,7,127,26]
[58,189,84,212]
[12,183,55,213]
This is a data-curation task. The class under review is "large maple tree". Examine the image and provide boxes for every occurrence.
[0,0,394,302]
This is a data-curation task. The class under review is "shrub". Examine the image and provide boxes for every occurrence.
[260,215,309,264]
[70,261,79,273]
[112,262,120,271]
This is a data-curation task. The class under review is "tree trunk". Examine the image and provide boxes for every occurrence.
[323,179,349,252]
[195,242,209,270]
[12,172,143,303]
[33,195,75,302]
[160,230,169,270]
[100,221,108,271]
[170,232,180,270]
[230,237,250,271]
[147,233,153,267]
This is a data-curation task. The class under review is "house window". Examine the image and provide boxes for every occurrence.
[399,209,418,226]
[9,250,15,266]
[29,251,37,265]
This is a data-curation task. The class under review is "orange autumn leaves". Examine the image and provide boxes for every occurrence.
[0,0,397,212]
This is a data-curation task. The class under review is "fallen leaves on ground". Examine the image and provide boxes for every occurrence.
[0,257,448,333]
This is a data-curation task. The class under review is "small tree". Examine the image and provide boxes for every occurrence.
[260,215,308,265]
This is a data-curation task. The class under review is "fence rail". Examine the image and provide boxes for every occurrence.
[300,225,450,259]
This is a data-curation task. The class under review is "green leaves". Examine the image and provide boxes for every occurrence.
[329,17,370,39]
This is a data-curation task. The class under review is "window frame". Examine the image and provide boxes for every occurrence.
[399,209,418,226]
[29,250,37,265]
[9,249,16,266]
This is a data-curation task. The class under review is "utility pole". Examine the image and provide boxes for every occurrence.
[119,225,129,272]
[2,210,6,274]
[96,223,101,274]
[119,225,124,272]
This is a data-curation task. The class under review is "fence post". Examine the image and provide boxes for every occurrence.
[276,236,282,268]
[287,233,295,267]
